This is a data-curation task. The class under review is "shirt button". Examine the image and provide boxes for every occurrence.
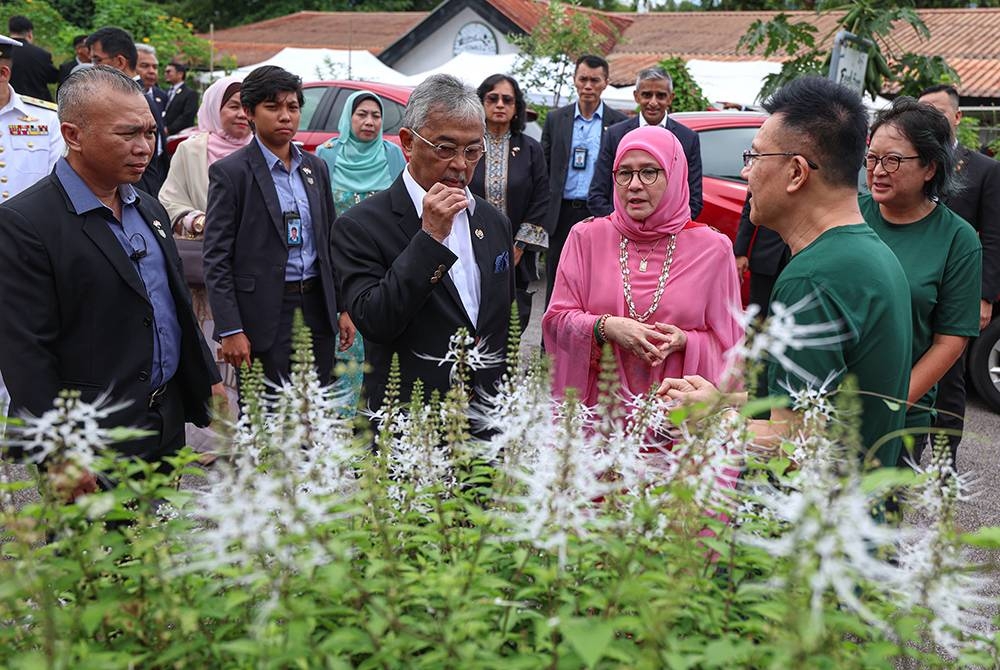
[0,177,7,183]
[0,162,6,168]
[26,142,34,149]
[138,371,150,382]
[2,192,8,199]
[437,264,447,273]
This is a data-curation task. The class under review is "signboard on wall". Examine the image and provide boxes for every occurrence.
[828,30,872,95]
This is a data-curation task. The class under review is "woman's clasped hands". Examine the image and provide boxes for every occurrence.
[602,316,687,366]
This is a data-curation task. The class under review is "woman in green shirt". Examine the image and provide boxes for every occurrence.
[860,97,982,464]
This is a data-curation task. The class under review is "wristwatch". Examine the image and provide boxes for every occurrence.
[191,214,206,235]
[514,240,527,250]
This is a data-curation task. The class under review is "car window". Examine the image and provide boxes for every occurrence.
[323,90,406,136]
[698,127,760,182]
[301,86,327,131]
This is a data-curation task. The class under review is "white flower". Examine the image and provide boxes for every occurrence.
[415,330,506,388]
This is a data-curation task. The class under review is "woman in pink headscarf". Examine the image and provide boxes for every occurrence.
[159,75,254,391]
[543,125,742,404]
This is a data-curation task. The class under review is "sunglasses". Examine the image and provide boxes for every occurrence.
[484,93,515,105]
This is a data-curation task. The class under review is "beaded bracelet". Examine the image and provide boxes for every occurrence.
[594,314,610,345]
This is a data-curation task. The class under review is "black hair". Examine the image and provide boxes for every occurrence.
[918,83,960,109]
[869,96,956,200]
[8,16,33,35]
[86,27,137,71]
[762,76,868,189]
[72,34,89,48]
[168,61,189,75]
[575,54,609,79]
[240,65,304,112]
[476,73,527,134]
[351,92,381,115]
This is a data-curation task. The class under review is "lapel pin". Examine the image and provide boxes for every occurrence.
[475,228,484,240]
[302,167,312,175]
[152,220,166,238]
[306,177,315,185]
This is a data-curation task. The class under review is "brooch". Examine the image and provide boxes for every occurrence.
[151,219,167,238]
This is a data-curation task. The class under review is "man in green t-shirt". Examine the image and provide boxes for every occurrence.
[660,76,912,467]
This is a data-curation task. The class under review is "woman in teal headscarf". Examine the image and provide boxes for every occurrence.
[318,90,405,411]
[318,90,406,216]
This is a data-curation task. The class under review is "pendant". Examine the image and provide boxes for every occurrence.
[639,259,648,272]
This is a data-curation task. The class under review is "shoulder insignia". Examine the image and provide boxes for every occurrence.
[321,140,334,149]
[20,95,58,111]
[579,216,595,225]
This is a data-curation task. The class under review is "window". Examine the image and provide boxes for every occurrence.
[698,127,760,182]
[300,86,328,131]
[323,88,406,136]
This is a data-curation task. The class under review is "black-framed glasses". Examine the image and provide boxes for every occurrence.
[613,167,664,186]
[742,150,820,170]
[864,153,921,173]
[408,127,484,163]
[484,93,514,105]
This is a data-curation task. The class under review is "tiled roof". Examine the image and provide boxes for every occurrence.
[490,0,633,52]
[204,11,428,65]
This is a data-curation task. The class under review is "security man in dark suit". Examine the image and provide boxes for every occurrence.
[0,66,222,495]
[162,62,199,136]
[203,65,355,392]
[918,84,1000,466]
[86,27,168,197]
[733,194,789,313]
[587,67,703,221]
[57,34,89,86]
[541,54,627,304]
[332,74,515,411]
[7,16,58,102]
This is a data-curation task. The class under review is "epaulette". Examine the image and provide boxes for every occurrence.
[579,216,595,224]
[20,95,57,111]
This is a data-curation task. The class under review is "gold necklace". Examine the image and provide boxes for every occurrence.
[632,238,662,272]
[618,234,677,323]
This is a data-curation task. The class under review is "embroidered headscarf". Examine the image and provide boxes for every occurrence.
[331,90,393,194]
[197,74,253,165]
[609,125,691,242]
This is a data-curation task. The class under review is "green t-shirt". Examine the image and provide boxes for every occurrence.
[860,195,982,428]
[767,224,912,467]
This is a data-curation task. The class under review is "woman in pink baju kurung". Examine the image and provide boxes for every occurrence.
[543,125,742,404]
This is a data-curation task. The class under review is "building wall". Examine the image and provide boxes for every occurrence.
[392,6,520,75]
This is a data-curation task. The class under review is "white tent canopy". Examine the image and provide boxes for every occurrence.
[225,47,412,85]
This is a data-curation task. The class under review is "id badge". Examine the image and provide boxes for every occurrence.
[284,211,302,246]
[572,145,588,170]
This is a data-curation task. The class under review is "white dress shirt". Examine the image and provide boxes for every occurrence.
[402,167,481,327]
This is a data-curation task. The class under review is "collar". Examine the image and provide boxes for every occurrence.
[256,136,303,171]
[638,114,667,129]
[55,158,139,216]
[170,82,184,92]
[574,101,604,121]
[0,85,30,117]
[402,166,476,218]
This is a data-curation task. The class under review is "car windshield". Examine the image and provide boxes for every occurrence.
[698,126,760,182]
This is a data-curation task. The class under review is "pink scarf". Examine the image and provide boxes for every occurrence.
[197,74,253,166]
[609,125,691,242]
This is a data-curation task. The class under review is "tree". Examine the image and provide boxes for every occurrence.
[511,0,614,111]
[657,57,709,112]
[737,1,959,103]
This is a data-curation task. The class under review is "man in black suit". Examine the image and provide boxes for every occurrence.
[332,74,514,411]
[733,194,789,313]
[87,27,167,197]
[588,67,703,221]
[7,16,58,102]
[541,54,627,303]
[163,62,198,136]
[57,34,89,86]
[136,43,167,115]
[919,84,1000,466]
[204,66,354,392]
[0,66,221,494]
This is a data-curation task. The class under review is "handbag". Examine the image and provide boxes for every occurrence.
[174,236,205,286]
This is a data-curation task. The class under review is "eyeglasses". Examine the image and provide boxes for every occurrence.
[408,127,484,163]
[742,150,820,170]
[864,153,921,173]
[484,93,514,105]
[613,167,664,186]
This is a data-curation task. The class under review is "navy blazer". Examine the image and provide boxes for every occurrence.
[203,141,341,352]
[586,115,703,220]
[0,174,219,459]
[946,146,1000,300]
[732,195,789,277]
[332,175,514,410]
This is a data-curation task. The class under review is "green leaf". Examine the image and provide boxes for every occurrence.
[740,395,789,418]
[560,617,615,668]
[960,526,1000,549]
[881,398,902,411]
[860,467,915,494]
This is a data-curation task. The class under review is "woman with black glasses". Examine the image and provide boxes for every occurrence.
[543,125,741,404]
[860,97,982,463]
[469,74,549,331]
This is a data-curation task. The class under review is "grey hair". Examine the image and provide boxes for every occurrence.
[635,67,673,91]
[58,65,143,125]
[402,74,484,132]
[135,43,157,56]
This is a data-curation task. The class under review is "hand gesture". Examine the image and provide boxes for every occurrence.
[338,312,357,352]
[656,374,720,406]
[221,333,252,370]
[652,323,687,357]
[421,183,469,243]
[603,316,672,367]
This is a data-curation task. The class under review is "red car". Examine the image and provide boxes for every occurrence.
[166,80,413,155]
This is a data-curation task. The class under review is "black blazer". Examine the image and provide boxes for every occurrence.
[57,59,79,85]
[10,41,59,102]
[541,101,627,233]
[732,195,788,276]
[469,132,549,283]
[203,141,341,352]
[586,115,703,220]
[163,84,199,136]
[0,173,219,459]
[332,175,514,410]
[946,146,1000,300]
[137,91,168,197]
